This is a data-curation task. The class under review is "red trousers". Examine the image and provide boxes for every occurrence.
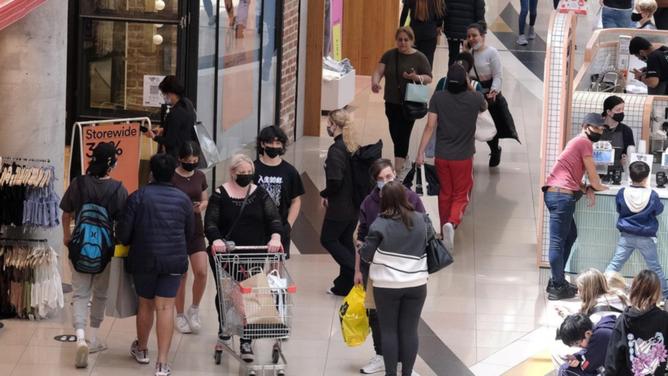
[435,158,473,228]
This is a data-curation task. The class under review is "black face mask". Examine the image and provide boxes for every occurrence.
[235,174,253,187]
[263,147,283,159]
[181,162,198,172]
[586,130,602,143]
[631,12,643,22]
[612,112,625,123]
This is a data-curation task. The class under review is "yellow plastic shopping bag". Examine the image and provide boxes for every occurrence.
[339,285,369,347]
[114,245,129,257]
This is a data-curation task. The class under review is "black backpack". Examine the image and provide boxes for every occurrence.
[350,140,383,208]
[68,177,121,274]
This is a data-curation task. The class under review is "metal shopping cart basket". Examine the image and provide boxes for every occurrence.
[213,245,296,376]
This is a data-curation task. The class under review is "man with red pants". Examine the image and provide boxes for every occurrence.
[416,64,487,251]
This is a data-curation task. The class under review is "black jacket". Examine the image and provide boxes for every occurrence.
[605,306,668,376]
[400,0,446,40]
[320,135,356,221]
[155,97,197,157]
[117,182,194,274]
[443,0,485,41]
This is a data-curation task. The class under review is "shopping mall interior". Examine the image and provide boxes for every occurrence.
[0,0,666,375]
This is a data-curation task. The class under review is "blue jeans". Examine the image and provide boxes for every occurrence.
[601,6,633,28]
[606,233,668,298]
[519,0,538,35]
[544,192,578,286]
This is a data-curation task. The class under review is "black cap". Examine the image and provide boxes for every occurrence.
[447,64,467,86]
[91,142,117,167]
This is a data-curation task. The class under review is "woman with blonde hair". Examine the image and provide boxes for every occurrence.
[204,153,283,363]
[575,268,628,323]
[320,109,359,296]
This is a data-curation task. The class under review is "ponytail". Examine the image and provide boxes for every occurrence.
[329,109,359,153]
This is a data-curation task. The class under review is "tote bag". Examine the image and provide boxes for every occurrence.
[194,121,224,170]
[105,257,138,318]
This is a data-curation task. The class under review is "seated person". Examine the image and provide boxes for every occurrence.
[557,313,616,376]
[629,37,668,95]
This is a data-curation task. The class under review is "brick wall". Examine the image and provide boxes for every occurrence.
[279,0,300,141]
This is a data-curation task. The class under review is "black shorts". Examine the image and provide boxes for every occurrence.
[133,273,182,299]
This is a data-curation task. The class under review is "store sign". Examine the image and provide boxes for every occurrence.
[143,75,166,107]
[80,123,141,193]
[331,0,343,61]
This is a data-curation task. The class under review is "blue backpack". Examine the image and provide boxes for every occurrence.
[68,177,121,274]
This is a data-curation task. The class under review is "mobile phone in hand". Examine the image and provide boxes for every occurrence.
[140,125,149,133]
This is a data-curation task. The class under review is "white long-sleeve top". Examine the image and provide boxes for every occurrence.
[470,46,503,93]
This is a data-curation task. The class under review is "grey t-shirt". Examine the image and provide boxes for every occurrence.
[429,90,487,160]
[380,48,432,104]
[60,175,128,220]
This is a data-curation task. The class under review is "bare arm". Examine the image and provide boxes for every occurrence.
[371,63,386,93]
[287,196,301,227]
[62,212,74,246]
[416,112,438,165]
[583,156,608,191]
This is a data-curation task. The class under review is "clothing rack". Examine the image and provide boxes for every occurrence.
[0,238,48,243]
[0,157,51,164]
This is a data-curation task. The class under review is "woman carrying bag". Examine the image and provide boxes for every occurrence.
[465,22,520,168]
[371,26,433,174]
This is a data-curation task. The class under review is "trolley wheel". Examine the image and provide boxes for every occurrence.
[277,370,285,376]
[247,371,257,376]
[214,350,222,365]
[272,343,280,364]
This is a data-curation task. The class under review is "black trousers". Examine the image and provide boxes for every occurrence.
[553,0,559,9]
[320,218,357,295]
[374,285,427,376]
[655,8,668,30]
[385,102,416,159]
[415,37,437,68]
[447,39,462,67]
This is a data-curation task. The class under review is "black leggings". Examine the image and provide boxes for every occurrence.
[374,285,427,376]
[320,218,357,295]
[415,37,437,68]
[385,102,416,159]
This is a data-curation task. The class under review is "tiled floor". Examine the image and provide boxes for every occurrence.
[0,1,607,375]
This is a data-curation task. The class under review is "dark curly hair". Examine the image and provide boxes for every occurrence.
[159,75,185,96]
[256,125,288,156]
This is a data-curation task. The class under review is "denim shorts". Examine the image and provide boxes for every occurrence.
[133,273,182,299]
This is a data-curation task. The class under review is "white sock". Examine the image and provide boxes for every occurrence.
[89,327,98,345]
[76,329,85,343]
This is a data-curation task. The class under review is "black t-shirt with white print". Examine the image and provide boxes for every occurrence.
[253,159,305,224]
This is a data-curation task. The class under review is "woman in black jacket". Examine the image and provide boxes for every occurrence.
[443,0,485,66]
[204,153,283,364]
[320,109,359,297]
[146,76,197,157]
[400,0,446,67]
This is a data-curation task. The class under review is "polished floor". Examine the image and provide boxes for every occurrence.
[0,1,602,375]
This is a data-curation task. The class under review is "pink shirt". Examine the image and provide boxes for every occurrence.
[545,135,592,192]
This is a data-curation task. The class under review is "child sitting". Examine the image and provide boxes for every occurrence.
[605,270,668,375]
[605,161,668,299]
[557,313,616,375]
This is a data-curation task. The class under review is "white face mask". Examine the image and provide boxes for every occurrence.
[472,42,482,51]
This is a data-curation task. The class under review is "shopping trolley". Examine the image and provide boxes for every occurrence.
[212,244,296,376]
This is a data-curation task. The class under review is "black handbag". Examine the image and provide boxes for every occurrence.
[424,215,453,274]
[395,49,428,120]
[402,163,440,196]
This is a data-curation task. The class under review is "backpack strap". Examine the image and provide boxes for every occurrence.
[588,304,623,315]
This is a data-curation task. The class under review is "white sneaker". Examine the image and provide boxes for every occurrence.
[87,340,108,354]
[186,306,201,334]
[528,26,536,40]
[442,223,455,252]
[130,339,150,364]
[75,340,89,368]
[175,314,192,334]
[516,34,528,46]
[360,354,385,374]
[155,362,172,376]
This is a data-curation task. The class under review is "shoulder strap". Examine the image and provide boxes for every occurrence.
[395,49,404,104]
[100,181,123,211]
[224,185,252,240]
[471,50,482,83]
[588,304,624,315]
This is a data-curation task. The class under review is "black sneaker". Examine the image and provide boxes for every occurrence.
[546,279,577,294]
[548,283,577,300]
[489,147,502,167]
[240,341,254,363]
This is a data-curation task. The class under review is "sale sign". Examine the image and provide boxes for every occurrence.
[80,123,141,193]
